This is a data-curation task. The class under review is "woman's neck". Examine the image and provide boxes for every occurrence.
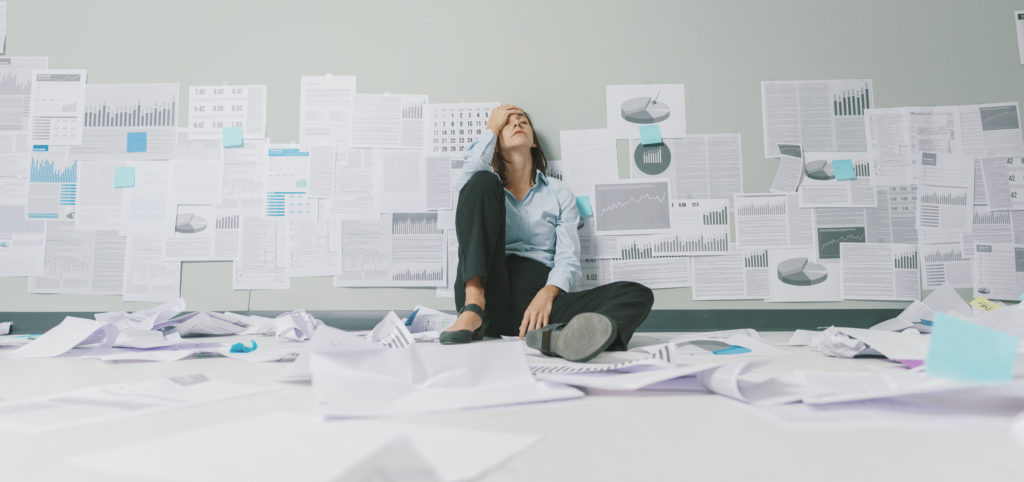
[503,148,535,191]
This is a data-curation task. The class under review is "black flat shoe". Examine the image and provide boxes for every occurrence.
[524,312,617,362]
[439,303,486,345]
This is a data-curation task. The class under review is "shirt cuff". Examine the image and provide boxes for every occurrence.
[545,267,575,294]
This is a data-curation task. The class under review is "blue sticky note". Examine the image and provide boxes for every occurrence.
[229,339,258,353]
[222,126,244,148]
[576,196,593,218]
[832,159,856,180]
[404,307,420,327]
[126,132,147,153]
[113,167,135,188]
[713,345,752,355]
[926,313,1019,382]
[638,125,662,145]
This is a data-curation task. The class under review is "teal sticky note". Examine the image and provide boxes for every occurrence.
[229,339,258,353]
[222,126,244,148]
[113,167,135,188]
[925,312,1019,382]
[126,132,147,153]
[638,125,662,145]
[832,159,856,180]
[576,196,593,218]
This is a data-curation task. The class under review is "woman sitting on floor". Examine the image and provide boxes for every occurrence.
[440,104,655,362]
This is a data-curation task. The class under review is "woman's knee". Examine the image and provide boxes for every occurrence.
[612,281,654,307]
[461,171,502,199]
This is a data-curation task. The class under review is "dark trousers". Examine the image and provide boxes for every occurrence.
[455,171,654,350]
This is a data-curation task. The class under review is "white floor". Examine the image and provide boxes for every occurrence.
[2,332,1023,481]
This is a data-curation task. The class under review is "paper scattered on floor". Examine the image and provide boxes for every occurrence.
[71,412,539,482]
[0,374,276,433]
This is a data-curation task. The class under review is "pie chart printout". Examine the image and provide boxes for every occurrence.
[175,213,208,234]
[804,160,835,180]
[620,94,671,124]
[776,257,829,286]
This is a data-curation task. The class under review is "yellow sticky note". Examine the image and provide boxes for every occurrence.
[970,297,1000,312]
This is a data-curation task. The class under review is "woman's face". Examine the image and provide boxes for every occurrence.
[499,112,535,151]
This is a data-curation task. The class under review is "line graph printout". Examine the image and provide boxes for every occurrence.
[733,193,812,248]
[761,79,873,158]
[29,69,87,145]
[299,75,356,147]
[593,181,671,235]
[798,152,876,207]
[920,242,971,290]
[627,134,743,200]
[916,152,973,233]
[187,85,267,140]
[68,83,179,160]
[812,207,867,261]
[334,213,445,287]
[423,102,498,157]
[690,249,769,300]
[0,57,47,132]
[25,145,76,220]
[840,243,920,301]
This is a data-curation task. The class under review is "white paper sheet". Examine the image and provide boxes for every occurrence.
[767,247,842,302]
[972,243,1024,301]
[119,162,173,238]
[840,243,920,300]
[171,129,224,205]
[761,79,873,157]
[6,316,117,359]
[233,216,289,290]
[627,134,743,199]
[188,84,267,140]
[423,102,498,157]
[0,206,45,276]
[690,249,770,300]
[0,57,47,132]
[29,69,87,145]
[916,152,974,233]
[334,213,446,287]
[68,83,178,161]
[122,236,181,302]
[25,145,76,220]
[733,192,813,248]
[976,156,1012,211]
[265,145,315,219]
[798,151,876,207]
[287,215,339,277]
[0,374,274,433]
[71,412,539,482]
[311,329,582,417]
[299,75,356,147]
[28,222,126,295]
[769,143,804,193]
[305,143,335,199]
[559,128,619,198]
[372,148,427,212]
[329,148,375,219]
[606,83,685,139]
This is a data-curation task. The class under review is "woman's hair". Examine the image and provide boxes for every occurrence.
[490,111,548,185]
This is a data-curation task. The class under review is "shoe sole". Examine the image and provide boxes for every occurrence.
[527,313,617,362]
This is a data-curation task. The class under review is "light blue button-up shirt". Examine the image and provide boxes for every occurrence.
[456,129,582,293]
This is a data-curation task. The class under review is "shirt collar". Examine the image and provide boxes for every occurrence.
[535,169,548,186]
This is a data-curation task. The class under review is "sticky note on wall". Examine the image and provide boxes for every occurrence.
[126,132,147,153]
[926,312,1019,382]
[832,159,856,180]
[576,196,593,217]
[638,125,662,145]
[223,126,244,148]
[114,167,135,188]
